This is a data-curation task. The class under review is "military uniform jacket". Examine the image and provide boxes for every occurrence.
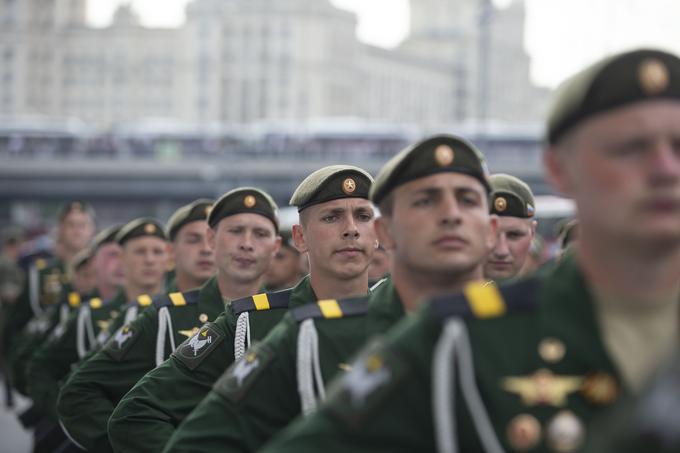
[9,289,85,396]
[56,277,223,453]
[25,289,127,420]
[1,257,65,360]
[261,254,628,453]
[107,276,315,453]
[162,277,400,453]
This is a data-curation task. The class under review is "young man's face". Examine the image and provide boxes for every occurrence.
[294,198,376,281]
[208,213,280,285]
[264,245,302,289]
[94,242,125,289]
[484,216,536,280]
[547,101,680,247]
[72,261,97,294]
[59,210,96,252]
[122,236,169,290]
[378,172,496,278]
[171,220,215,286]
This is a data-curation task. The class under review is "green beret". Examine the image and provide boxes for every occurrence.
[58,200,95,222]
[208,187,278,231]
[489,174,535,218]
[548,48,680,144]
[71,247,94,271]
[115,218,167,246]
[91,224,123,250]
[290,165,373,212]
[369,134,490,205]
[166,199,213,241]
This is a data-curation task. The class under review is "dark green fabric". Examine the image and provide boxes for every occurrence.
[547,48,680,144]
[489,173,535,218]
[166,199,213,241]
[162,278,402,453]
[56,277,224,453]
[369,134,490,205]
[10,289,89,395]
[26,289,127,420]
[208,187,278,230]
[107,276,316,453]
[116,217,166,245]
[261,255,627,453]
[289,165,373,211]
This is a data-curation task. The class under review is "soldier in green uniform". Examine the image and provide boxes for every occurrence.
[9,225,123,401]
[2,201,96,360]
[483,174,537,281]
[162,134,498,453]
[58,191,279,452]
[25,218,167,420]
[93,200,216,347]
[107,165,377,453]
[261,48,680,453]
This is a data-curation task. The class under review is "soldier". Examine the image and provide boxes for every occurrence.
[93,200,216,347]
[367,244,390,285]
[264,229,304,291]
[107,166,376,453]
[57,190,279,452]
[2,201,96,360]
[9,225,123,401]
[260,48,680,453]
[483,173,537,281]
[162,134,497,453]
[25,218,167,422]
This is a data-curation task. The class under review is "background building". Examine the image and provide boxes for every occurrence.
[0,0,548,130]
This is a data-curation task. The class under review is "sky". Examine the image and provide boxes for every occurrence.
[87,0,680,88]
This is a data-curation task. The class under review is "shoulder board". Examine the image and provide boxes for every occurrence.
[88,297,104,309]
[67,292,81,308]
[231,288,294,315]
[152,288,201,309]
[428,277,540,322]
[136,294,153,307]
[292,296,369,322]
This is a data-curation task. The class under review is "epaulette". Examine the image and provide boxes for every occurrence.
[291,296,369,322]
[428,277,540,322]
[67,292,81,308]
[88,297,104,310]
[231,288,294,315]
[152,288,201,309]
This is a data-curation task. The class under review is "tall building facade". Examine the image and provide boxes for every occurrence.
[0,0,547,130]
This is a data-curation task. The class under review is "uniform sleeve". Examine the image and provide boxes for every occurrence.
[56,307,159,453]
[108,312,236,453]
[260,316,439,453]
[162,318,298,453]
[25,310,80,420]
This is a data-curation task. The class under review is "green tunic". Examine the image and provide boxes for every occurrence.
[162,277,401,453]
[107,276,316,453]
[261,254,628,453]
[25,289,128,420]
[9,289,85,396]
[56,277,224,452]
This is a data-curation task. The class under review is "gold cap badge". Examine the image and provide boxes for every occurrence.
[507,414,541,451]
[144,223,157,234]
[244,195,256,208]
[434,145,455,166]
[205,206,212,217]
[539,337,566,364]
[71,202,82,211]
[639,58,669,95]
[342,177,356,195]
[494,197,507,212]
[199,313,208,323]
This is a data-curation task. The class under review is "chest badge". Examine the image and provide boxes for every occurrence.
[502,369,584,407]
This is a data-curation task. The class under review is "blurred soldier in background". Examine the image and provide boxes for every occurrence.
[264,228,304,291]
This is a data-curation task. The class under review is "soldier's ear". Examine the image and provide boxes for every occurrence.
[206,226,216,252]
[486,215,499,251]
[292,224,308,254]
[374,217,395,252]
[544,147,575,196]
